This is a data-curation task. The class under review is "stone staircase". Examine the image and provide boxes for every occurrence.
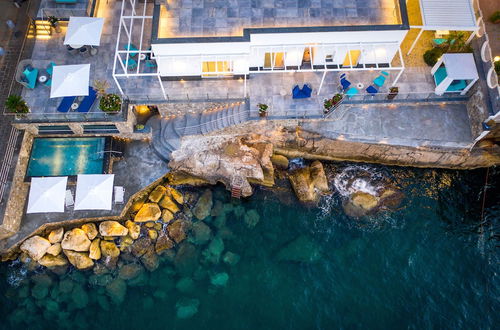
[147,100,249,161]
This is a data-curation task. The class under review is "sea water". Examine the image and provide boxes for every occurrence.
[0,162,498,329]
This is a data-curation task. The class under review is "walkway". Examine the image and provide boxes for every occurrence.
[300,102,474,148]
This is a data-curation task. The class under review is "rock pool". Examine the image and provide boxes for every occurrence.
[0,162,498,329]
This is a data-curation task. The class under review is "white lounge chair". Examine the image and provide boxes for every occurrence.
[114,186,124,204]
[65,189,74,207]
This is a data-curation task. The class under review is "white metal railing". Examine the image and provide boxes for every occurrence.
[0,127,20,204]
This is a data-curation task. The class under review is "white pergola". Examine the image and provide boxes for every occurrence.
[407,0,479,55]
[431,53,479,95]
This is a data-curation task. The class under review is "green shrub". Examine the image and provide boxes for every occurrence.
[5,95,29,114]
[99,94,122,112]
[495,61,500,76]
[423,47,445,66]
[490,11,500,24]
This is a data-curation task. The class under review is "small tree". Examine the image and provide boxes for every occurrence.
[93,79,110,97]
[444,32,472,53]
[5,95,29,114]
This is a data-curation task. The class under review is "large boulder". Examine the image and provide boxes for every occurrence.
[130,237,153,257]
[99,221,129,237]
[192,189,213,220]
[63,250,94,270]
[271,154,289,169]
[140,248,159,272]
[174,243,199,276]
[159,196,180,214]
[125,220,141,240]
[167,220,188,244]
[166,186,184,205]
[89,238,101,260]
[20,236,51,261]
[38,254,68,268]
[190,221,212,245]
[106,278,127,304]
[61,228,91,252]
[46,243,62,256]
[343,192,379,218]
[47,228,64,243]
[309,160,329,193]
[100,241,120,259]
[210,272,229,287]
[81,223,98,240]
[289,161,329,203]
[155,233,174,254]
[276,235,321,263]
[176,298,200,319]
[202,236,224,264]
[149,185,167,203]
[118,263,145,281]
[161,209,174,223]
[134,203,161,222]
[244,209,260,228]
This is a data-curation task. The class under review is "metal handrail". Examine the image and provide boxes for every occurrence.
[0,127,19,203]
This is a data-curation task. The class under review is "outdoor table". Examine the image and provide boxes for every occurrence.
[71,103,79,110]
[38,75,48,83]
[356,82,364,89]
[70,44,84,49]
[139,53,147,61]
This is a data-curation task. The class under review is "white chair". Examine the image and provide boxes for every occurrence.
[114,186,124,204]
[65,189,74,207]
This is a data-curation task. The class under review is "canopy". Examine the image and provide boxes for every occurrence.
[27,177,68,213]
[74,174,114,210]
[440,53,479,80]
[419,0,477,31]
[50,64,90,98]
[64,17,104,46]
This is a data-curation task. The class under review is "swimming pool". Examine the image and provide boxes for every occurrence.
[27,137,108,177]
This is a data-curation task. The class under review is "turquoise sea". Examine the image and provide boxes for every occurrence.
[0,162,498,329]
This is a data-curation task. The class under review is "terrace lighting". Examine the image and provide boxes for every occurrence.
[494,56,500,62]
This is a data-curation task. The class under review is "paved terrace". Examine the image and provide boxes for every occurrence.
[1,140,168,250]
[157,0,402,38]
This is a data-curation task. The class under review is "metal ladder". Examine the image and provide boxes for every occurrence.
[231,175,244,199]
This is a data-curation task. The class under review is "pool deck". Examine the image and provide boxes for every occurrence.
[0,139,168,251]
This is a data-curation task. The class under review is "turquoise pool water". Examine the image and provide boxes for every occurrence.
[1,163,498,329]
[26,138,106,177]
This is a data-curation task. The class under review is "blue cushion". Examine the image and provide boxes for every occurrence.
[447,80,467,91]
[46,62,55,75]
[57,96,76,113]
[366,85,378,94]
[78,87,97,113]
[433,66,448,86]
[44,79,52,87]
[23,68,38,89]
[345,87,359,97]
[373,76,386,87]
[292,85,301,97]
[301,84,312,96]
[340,78,351,90]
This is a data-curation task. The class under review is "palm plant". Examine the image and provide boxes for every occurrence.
[5,95,29,114]
[93,79,110,97]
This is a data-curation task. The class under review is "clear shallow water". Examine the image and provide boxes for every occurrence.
[27,138,106,177]
[1,163,498,329]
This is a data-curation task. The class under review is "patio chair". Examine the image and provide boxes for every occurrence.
[373,71,389,87]
[292,84,312,99]
[65,189,74,208]
[345,87,359,98]
[57,96,76,113]
[127,58,138,70]
[46,62,56,76]
[366,85,378,94]
[77,87,97,113]
[339,73,351,90]
[124,44,139,57]
[114,186,125,204]
[145,59,157,68]
[15,59,38,89]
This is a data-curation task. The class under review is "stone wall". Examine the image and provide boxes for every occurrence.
[466,84,491,139]
[157,100,243,117]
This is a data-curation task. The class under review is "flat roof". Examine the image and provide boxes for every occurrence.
[419,0,477,30]
[156,0,404,39]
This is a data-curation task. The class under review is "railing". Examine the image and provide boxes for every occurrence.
[0,128,20,204]
[40,7,88,20]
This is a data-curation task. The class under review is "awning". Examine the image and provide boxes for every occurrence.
[64,17,104,46]
[27,177,68,213]
[419,0,477,31]
[74,174,115,210]
[50,64,90,98]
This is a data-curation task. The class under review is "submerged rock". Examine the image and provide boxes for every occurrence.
[167,220,188,244]
[149,185,167,203]
[130,237,153,257]
[192,189,213,220]
[106,278,127,304]
[174,243,199,276]
[176,298,200,319]
[118,263,145,281]
[176,277,195,293]
[47,228,64,244]
[61,229,91,252]
[223,251,240,266]
[190,221,212,245]
[244,209,260,228]
[276,235,321,263]
[99,221,128,237]
[140,248,159,272]
[71,285,89,309]
[81,223,98,240]
[210,272,229,287]
[202,236,224,264]
[155,233,174,254]
[20,236,51,261]
[134,203,162,222]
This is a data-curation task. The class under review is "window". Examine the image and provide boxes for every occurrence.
[202,61,232,77]
[264,52,285,69]
[83,125,119,134]
[342,50,362,67]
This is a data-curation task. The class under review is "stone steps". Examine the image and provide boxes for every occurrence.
[147,100,249,160]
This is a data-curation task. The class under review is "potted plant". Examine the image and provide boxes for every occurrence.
[324,93,344,113]
[323,98,333,113]
[387,86,399,100]
[490,11,500,24]
[100,94,122,113]
[47,16,61,33]
[5,95,29,115]
[257,103,268,117]
[135,124,145,131]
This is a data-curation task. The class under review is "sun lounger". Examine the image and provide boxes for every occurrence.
[65,189,74,207]
[366,85,378,94]
[114,186,125,204]
[77,87,97,113]
[373,71,389,87]
[124,44,139,57]
[292,84,312,99]
[340,73,351,90]
[345,87,359,97]
[57,96,76,113]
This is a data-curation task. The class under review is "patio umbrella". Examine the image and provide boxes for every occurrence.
[50,64,90,98]
[74,174,115,210]
[27,176,68,213]
[64,17,105,46]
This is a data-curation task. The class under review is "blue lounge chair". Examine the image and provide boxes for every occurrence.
[124,44,139,57]
[340,73,351,90]
[126,58,138,70]
[44,79,52,87]
[345,87,359,97]
[78,87,97,113]
[57,96,76,113]
[301,84,312,97]
[23,67,39,89]
[292,84,312,99]
[373,71,389,87]
[46,62,56,75]
[366,85,378,94]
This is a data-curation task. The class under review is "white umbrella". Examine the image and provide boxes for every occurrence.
[64,17,104,46]
[50,64,90,98]
[27,177,68,213]
[74,174,115,210]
